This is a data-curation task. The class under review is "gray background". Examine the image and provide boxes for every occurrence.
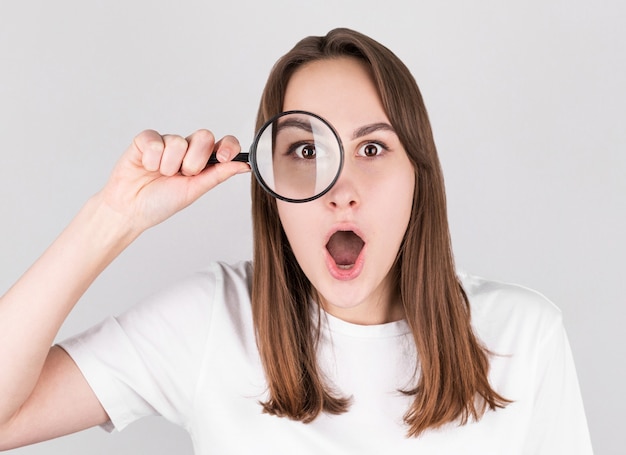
[1,0,623,453]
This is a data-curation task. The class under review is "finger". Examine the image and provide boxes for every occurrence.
[160,134,189,176]
[180,129,216,176]
[133,130,165,172]
[214,135,242,163]
[186,160,251,201]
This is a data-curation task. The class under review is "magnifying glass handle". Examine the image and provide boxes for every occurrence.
[207,152,250,165]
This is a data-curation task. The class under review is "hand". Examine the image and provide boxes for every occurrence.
[100,129,250,233]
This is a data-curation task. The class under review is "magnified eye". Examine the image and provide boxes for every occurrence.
[296,143,316,159]
[253,110,344,203]
[359,143,383,157]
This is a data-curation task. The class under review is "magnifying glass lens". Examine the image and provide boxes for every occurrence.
[252,111,343,203]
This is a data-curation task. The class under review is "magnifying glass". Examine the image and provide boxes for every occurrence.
[208,110,344,203]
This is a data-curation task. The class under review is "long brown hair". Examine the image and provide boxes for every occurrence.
[251,28,510,436]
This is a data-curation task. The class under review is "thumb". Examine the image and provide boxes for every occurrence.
[185,160,251,201]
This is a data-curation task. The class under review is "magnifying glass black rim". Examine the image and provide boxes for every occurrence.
[249,110,345,204]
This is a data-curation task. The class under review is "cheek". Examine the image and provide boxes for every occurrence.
[276,202,293,242]
[276,202,314,255]
[386,169,416,252]
[387,166,416,225]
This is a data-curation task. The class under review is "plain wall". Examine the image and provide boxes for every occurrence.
[1,1,624,453]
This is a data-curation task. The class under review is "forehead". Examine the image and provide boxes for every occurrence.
[282,57,389,129]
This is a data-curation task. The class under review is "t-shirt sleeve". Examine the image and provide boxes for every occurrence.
[523,313,594,454]
[58,268,218,432]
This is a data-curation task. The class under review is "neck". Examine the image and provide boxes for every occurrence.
[317,290,404,325]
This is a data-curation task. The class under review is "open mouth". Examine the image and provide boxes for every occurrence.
[326,230,365,270]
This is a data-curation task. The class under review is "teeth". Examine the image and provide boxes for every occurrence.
[337,264,354,270]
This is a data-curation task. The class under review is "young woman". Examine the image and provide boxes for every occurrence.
[0,28,592,453]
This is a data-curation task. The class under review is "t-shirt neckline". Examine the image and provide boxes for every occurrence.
[318,308,411,338]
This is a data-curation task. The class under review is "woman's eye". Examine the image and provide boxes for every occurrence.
[295,144,316,159]
[358,143,383,157]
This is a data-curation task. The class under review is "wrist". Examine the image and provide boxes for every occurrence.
[75,193,142,262]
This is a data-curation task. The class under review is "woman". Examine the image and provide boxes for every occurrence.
[0,28,592,453]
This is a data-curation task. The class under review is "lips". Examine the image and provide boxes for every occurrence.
[326,230,365,269]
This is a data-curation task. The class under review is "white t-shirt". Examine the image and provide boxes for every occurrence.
[60,261,593,454]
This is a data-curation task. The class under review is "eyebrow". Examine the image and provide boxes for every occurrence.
[351,122,396,140]
[275,118,396,139]
[275,118,313,133]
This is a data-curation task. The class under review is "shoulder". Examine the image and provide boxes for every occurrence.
[204,261,255,332]
[209,260,253,297]
[169,260,252,295]
[102,260,254,351]
[122,260,252,320]
[457,271,563,347]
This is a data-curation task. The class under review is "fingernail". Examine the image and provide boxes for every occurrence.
[236,164,251,174]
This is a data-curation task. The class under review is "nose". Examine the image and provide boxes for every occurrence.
[324,157,359,209]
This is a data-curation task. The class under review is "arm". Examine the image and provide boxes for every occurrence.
[0,129,249,450]
[0,347,108,449]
